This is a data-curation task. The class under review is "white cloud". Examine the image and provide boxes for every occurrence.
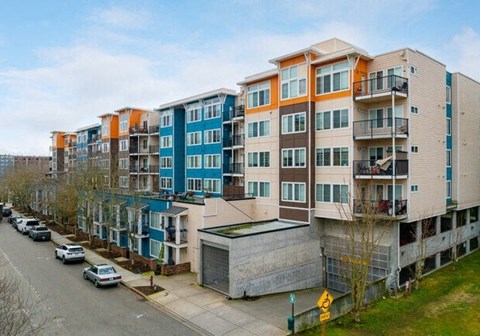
[448,27,480,80]
[87,6,152,30]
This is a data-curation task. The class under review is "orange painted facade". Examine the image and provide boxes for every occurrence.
[53,131,65,149]
[101,115,119,140]
[245,76,279,114]
[118,108,145,137]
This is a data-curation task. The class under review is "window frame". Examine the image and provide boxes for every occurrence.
[204,129,221,144]
[204,154,221,168]
[282,148,306,168]
[281,64,307,100]
[160,177,172,189]
[316,61,350,95]
[282,112,306,134]
[186,155,202,169]
[187,131,202,146]
[160,136,172,148]
[281,182,306,203]
[247,120,270,138]
[187,178,202,192]
[247,81,271,108]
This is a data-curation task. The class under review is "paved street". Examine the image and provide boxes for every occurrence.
[0,218,202,336]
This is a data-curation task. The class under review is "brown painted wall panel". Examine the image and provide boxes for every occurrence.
[279,207,309,222]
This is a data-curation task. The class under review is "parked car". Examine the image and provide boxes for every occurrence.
[17,218,40,235]
[8,214,23,225]
[2,207,12,217]
[55,244,85,264]
[83,264,122,287]
[29,226,51,241]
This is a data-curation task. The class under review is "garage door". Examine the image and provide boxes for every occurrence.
[202,243,229,294]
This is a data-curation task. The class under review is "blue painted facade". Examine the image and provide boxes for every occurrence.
[76,124,100,165]
[446,72,452,202]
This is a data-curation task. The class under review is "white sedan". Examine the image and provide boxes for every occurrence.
[83,264,122,287]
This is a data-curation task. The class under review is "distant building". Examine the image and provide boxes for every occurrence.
[0,154,50,177]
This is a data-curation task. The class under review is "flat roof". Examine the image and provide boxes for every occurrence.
[156,88,238,110]
[201,220,307,238]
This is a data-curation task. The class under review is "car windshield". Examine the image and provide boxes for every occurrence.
[36,227,48,231]
[69,248,84,253]
[99,267,116,275]
[27,222,40,226]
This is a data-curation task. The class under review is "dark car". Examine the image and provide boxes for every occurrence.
[2,207,12,217]
[8,214,22,225]
[29,226,51,241]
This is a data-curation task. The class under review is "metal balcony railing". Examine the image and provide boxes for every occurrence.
[129,126,149,134]
[353,75,408,100]
[149,165,159,174]
[353,117,408,139]
[224,105,245,121]
[223,162,245,174]
[132,224,149,235]
[353,159,408,177]
[353,199,408,216]
[223,134,245,147]
[149,145,160,153]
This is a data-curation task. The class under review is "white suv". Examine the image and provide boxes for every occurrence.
[55,244,85,264]
[17,218,40,235]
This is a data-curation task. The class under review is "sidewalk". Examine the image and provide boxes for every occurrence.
[51,230,310,336]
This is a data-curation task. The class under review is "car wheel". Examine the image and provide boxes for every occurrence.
[83,272,88,280]
[62,256,66,264]
[94,280,100,288]
[55,251,58,259]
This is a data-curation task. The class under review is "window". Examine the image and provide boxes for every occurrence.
[150,212,163,230]
[204,129,221,144]
[316,61,349,94]
[102,142,109,153]
[248,181,271,197]
[446,117,452,135]
[187,155,202,168]
[160,157,172,168]
[333,147,349,166]
[160,111,172,127]
[120,114,128,132]
[142,139,148,150]
[119,139,128,151]
[446,149,451,167]
[333,109,349,128]
[187,178,202,191]
[248,81,270,108]
[101,120,109,136]
[281,64,307,99]
[282,148,306,167]
[282,112,306,134]
[247,152,270,167]
[411,146,419,153]
[446,86,452,104]
[247,120,270,138]
[160,136,172,148]
[410,106,419,115]
[119,158,129,170]
[187,131,201,145]
[316,111,331,130]
[282,182,306,202]
[316,184,331,202]
[204,154,221,168]
[410,66,418,75]
[187,108,201,123]
[411,185,419,192]
[160,177,172,189]
[150,239,162,258]
[369,108,384,128]
[119,176,129,188]
[316,148,331,167]
[204,179,221,193]
[204,103,221,119]
[333,184,348,203]
[446,180,452,198]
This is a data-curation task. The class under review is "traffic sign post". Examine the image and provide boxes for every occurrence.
[317,290,334,336]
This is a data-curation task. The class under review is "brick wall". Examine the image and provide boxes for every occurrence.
[161,262,191,276]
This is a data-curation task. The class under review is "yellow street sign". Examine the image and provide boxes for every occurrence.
[317,290,334,312]
[320,311,331,322]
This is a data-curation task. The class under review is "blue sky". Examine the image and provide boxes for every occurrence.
[1,0,479,155]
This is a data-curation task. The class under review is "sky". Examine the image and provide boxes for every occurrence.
[1,0,480,156]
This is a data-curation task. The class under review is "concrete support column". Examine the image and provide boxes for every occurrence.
[138,238,142,256]
[175,247,180,264]
[435,215,441,235]
[416,220,422,242]
[175,216,180,245]
[435,252,441,269]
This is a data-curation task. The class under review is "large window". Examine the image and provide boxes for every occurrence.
[150,212,163,230]
[119,158,129,170]
[281,64,307,99]
[120,113,128,132]
[369,108,384,128]
[316,109,348,130]
[160,111,172,127]
[282,182,306,202]
[316,148,331,167]
[160,177,172,189]
[204,103,221,119]
[187,108,201,123]
[187,131,201,145]
[248,81,270,108]
[282,148,306,167]
[119,176,129,188]
[316,61,349,95]
[119,139,128,151]
[204,154,221,168]
[204,179,221,193]
[101,120,109,136]
[187,178,202,191]
[316,184,331,202]
[187,155,202,168]
[160,136,172,148]
[333,147,349,166]
[316,184,348,203]
[248,181,271,197]
[204,129,221,144]
[282,112,306,134]
[333,184,349,203]
[150,239,162,258]
[247,151,270,167]
[247,120,270,138]
[160,157,172,168]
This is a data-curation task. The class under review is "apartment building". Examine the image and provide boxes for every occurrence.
[0,154,50,177]
[49,131,65,178]
[98,113,119,187]
[76,124,101,168]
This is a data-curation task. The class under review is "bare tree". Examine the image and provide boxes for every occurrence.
[126,192,147,267]
[336,187,391,323]
[0,167,44,214]
[452,218,467,271]
[411,216,437,290]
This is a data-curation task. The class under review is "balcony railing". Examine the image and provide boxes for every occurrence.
[353,199,408,216]
[223,162,245,175]
[149,165,159,174]
[224,105,245,121]
[223,134,245,147]
[129,126,149,134]
[130,165,149,173]
[132,224,149,235]
[353,159,408,177]
[165,226,187,244]
[129,146,139,154]
[149,145,160,154]
[353,117,408,139]
[149,125,160,134]
[353,75,408,100]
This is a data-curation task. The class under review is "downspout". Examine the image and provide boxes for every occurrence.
[455,75,460,202]
[304,51,312,225]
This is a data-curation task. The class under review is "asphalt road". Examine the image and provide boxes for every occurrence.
[0,217,202,336]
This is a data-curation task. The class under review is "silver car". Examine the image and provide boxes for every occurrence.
[83,264,122,287]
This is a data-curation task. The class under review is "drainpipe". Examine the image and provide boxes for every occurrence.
[304,51,312,225]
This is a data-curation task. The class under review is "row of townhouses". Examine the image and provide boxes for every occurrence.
[41,38,480,298]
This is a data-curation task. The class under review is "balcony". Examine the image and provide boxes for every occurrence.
[165,226,188,245]
[223,134,245,148]
[353,118,408,140]
[224,105,245,123]
[149,144,160,154]
[353,199,408,218]
[223,162,245,175]
[129,126,149,135]
[353,159,408,179]
[149,165,159,174]
[130,165,149,173]
[149,125,159,134]
[132,224,149,237]
[353,75,408,102]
